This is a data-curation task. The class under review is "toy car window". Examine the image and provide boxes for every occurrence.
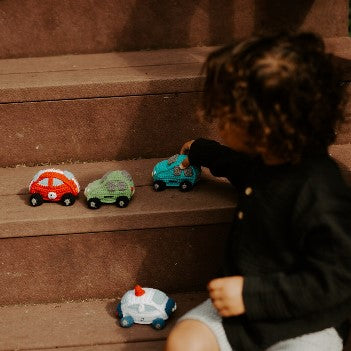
[144,305,157,312]
[121,170,133,182]
[32,170,46,182]
[173,166,181,176]
[117,181,127,191]
[53,178,64,186]
[167,154,178,165]
[184,168,193,177]
[38,178,49,186]
[128,304,140,311]
[152,290,167,304]
[63,171,75,180]
[106,180,118,192]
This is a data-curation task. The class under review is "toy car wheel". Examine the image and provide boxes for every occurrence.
[153,180,166,192]
[151,318,166,330]
[116,196,129,208]
[165,298,177,316]
[116,302,123,319]
[30,193,43,207]
[179,181,193,192]
[88,198,101,209]
[120,316,134,328]
[61,193,76,206]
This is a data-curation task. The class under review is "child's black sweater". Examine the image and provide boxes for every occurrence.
[188,138,351,350]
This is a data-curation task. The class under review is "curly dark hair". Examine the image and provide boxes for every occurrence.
[200,32,346,162]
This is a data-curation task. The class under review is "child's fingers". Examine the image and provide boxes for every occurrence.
[179,157,190,169]
[211,296,224,310]
[207,278,224,291]
[209,289,222,302]
[218,307,231,317]
[180,140,195,155]
[180,145,188,154]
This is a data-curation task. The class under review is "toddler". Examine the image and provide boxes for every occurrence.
[165,32,351,351]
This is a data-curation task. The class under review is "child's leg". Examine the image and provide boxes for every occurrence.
[165,298,233,351]
[164,319,220,351]
[266,327,343,351]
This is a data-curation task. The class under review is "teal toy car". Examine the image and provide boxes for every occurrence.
[152,154,201,192]
[84,170,135,209]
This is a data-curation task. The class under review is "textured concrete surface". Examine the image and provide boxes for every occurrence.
[0,291,207,350]
[39,342,166,351]
[0,92,217,167]
[0,40,348,103]
[0,47,216,167]
[0,0,347,59]
[41,342,166,351]
[0,40,351,167]
[0,178,235,238]
[0,225,228,305]
[0,48,213,103]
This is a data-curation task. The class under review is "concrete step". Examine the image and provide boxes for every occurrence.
[0,0,347,59]
[0,158,234,305]
[0,46,216,167]
[1,39,351,168]
[0,291,207,351]
[0,288,349,351]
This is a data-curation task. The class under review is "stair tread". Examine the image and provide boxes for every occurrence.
[0,291,207,351]
[0,38,350,104]
[0,47,215,74]
[38,341,165,351]
[0,47,215,103]
[0,159,235,238]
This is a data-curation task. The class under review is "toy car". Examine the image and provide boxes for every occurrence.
[84,170,135,209]
[116,285,176,329]
[152,154,201,192]
[29,169,80,207]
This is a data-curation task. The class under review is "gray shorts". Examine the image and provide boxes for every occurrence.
[178,299,343,351]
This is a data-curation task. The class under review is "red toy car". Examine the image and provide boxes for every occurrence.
[29,169,80,206]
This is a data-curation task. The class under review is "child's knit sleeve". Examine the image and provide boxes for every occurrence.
[188,138,255,184]
[242,171,351,321]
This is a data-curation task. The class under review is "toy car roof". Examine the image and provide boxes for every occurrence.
[30,168,80,191]
[101,170,133,182]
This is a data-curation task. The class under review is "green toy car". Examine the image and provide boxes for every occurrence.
[84,170,135,209]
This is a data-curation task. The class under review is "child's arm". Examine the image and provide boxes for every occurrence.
[181,138,256,183]
[242,177,351,322]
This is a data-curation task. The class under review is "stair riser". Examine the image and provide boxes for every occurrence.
[0,224,229,305]
[0,0,347,59]
[0,93,216,167]
[2,94,351,167]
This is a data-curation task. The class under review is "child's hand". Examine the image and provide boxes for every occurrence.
[208,276,245,317]
[179,140,194,169]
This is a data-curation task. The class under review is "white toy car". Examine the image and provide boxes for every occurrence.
[116,285,177,329]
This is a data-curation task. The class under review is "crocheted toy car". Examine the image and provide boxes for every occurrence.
[84,170,135,209]
[116,285,177,329]
[29,169,80,206]
[152,154,201,192]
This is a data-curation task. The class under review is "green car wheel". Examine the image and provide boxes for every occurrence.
[88,198,102,209]
[116,196,129,208]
